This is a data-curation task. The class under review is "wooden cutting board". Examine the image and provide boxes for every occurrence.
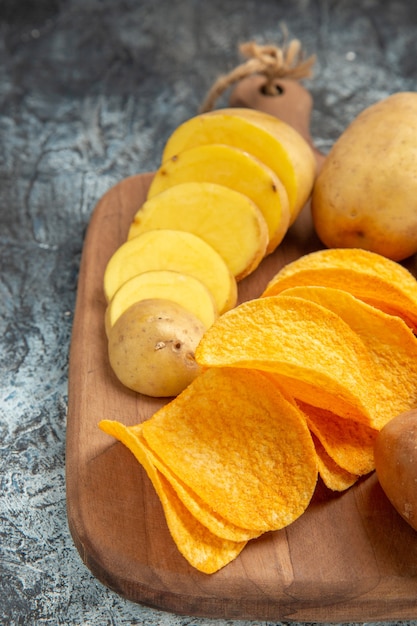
[66,77,417,622]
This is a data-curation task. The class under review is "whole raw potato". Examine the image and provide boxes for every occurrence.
[312,92,417,261]
[374,409,417,532]
[108,298,205,397]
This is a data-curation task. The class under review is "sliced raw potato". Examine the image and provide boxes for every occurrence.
[161,108,316,223]
[147,144,290,254]
[128,182,268,280]
[103,229,237,314]
[99,419,247,573]
[105,269,217,336]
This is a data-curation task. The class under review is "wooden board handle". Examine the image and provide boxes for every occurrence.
[229,75,325,169]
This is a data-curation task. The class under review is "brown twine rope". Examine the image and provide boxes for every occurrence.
[199,38,316,113]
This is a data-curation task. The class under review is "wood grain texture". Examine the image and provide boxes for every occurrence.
[66,79,417,621]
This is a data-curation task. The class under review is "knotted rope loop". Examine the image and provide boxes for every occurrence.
[199,38,316,113]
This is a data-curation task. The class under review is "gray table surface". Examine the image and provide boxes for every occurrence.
[1,0,417,624]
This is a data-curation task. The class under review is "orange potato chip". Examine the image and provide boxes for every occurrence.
[129,424,259,543]
[262,248,417,332]
[263,371,373,427]
[141,367,318,532]
[195,295,380,425]
[296,400,378,476]
[267,248,417,282]
[311,433,359,492]
[99,419,247,574]
[279,286,417,429]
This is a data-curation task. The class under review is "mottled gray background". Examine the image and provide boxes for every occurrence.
[1,0,417,624]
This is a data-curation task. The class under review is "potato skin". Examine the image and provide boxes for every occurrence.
[312,92,417,261]
[374,409,417,531]
[108,298,205,397]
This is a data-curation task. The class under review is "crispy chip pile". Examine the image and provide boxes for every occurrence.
[311,434,359,492]
[262,248,417,332]
[100,367,318,573]
[100,248,417,574]
[99,418,248,572]
[279,285,417,429]
[196,249,417,490]
[197,295,382,425]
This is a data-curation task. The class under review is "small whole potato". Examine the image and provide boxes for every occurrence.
[312,92,417,261]
[374,409,417,531]
[108,298,205,397]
